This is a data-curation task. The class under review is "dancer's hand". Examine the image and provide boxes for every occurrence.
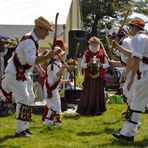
[47,50,55,59]
[127,78,134,91]
[111,40,119,49]
[87,61,92,67]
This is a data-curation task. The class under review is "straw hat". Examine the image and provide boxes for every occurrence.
[34,16,53,31]
[88,36,100,44]
[128,18,145,30]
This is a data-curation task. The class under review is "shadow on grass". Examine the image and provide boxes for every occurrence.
[40,124,63,134]
[0,134,27,148]
[0,144,19,148]
[76,120,121,137]
[104,128,120,135]
[0,135,16,143]
[63,114,81,120]
[77,131,100,136]
[96,119,121,126]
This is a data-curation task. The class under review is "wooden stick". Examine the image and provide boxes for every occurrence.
[52,13,59,50]
[55,52,74,80]
[117,7,131,36]
[73,42,80,89]
[100,41,119,82]
[104,23,112,59]
[100,41,110,60]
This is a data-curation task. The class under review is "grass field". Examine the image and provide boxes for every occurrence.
[0,102,148,148]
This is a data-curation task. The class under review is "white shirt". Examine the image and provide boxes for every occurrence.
[113,37,132,64]
[44,61,61,100]
[46,61,61,86]
[132,31,148,73]
[5,31,38,75]
[120,37,132,63]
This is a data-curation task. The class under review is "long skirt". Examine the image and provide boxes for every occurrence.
[76,76,106,115]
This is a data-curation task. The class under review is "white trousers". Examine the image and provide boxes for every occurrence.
[2,73,35,133]
[2,73,35,105]
[16,103,29,133]
[122,71,137,105]
[120,71,148,137]
[44,88,61,118]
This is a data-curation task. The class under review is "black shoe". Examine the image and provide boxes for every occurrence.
[112,133,134,142]
[26,129,34,134]
[15,131,31,137]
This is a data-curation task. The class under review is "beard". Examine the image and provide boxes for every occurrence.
[89,44,100,53]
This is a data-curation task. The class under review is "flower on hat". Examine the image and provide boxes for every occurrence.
[108,27,128,39]
[55,39,67,50]
[54,46,65,56]
[108,26,119,38]
[88,36,100,44]
[108,32,116,38]
[128,18,145,30]
[34,16,53,31]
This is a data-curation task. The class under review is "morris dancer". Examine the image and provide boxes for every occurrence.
[43,46,73,125]
[76,36,109,115]
[108,28,135,114]
[1,16,55,137]
[112,18,148,142]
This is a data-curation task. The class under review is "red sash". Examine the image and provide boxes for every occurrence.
[46,61,61,98]
[13,35,38,81]
[0,76,12,103]
[46,79,60,98]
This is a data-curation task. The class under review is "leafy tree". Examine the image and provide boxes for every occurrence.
[81,0,132,36]
[133,0,148,15]
[80,0,148,60]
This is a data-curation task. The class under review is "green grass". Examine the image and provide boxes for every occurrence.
[0,103,148,148]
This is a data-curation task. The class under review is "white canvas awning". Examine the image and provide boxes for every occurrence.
[0,0,72,38]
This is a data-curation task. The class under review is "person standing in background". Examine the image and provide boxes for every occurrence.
[43,47,73,125]
[41,39,69,120]
[76,36,109,115]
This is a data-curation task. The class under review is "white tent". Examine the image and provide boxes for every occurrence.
[0,0,82,47]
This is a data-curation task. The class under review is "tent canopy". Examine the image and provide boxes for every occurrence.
[0,0,72,38]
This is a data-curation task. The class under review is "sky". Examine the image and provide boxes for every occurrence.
[0,0,147,30]
[0,0,72,25]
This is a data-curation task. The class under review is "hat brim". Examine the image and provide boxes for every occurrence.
[128,23,144,30]
[35,19,53,31]
[88,37,100,44]
[88,40,100,44]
